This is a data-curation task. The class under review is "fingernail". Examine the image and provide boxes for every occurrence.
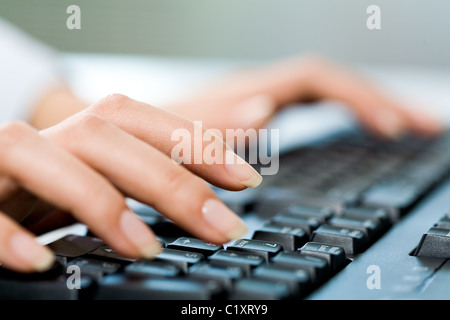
[202,199,248,241]
[120,209,161,258]
[10,233,55,272]
[224,149,263,188]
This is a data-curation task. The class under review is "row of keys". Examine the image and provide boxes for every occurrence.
[252,204,391,255]
[0,232,350,300]
[93,237,349,299]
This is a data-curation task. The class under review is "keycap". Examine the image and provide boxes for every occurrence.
[215,187,258,215]
[208,250,264,275]
[328,216,382,240]
[68,257,122,281]
[311,224,369,255]
[150,220,193,241]
[188,263,243,291]
[125,260,181,278]
[167,237,223,257]
[94,274,218,299]
[338,206,392,230]
[226,239,283,261]
[434,215,450,229]
[155,248,204,273]
[271,212,321,235]
[229,278,292,300]
[297,242,348,273]
[88,245,136,263]
[47,234,103,258]
[271,251,328,283]
[282,204,334,223]
[252,223,309,251]
[413,227,450,258]
[252,264,311,297]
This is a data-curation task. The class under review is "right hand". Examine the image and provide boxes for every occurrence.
[0,94,261,273]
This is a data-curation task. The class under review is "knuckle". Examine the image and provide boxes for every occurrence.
[52,114,111,150]
[0,121,33,149]
[88,93,133,116]
[76,113,110,132]
[164,168,192,196]
[162,166,214,203]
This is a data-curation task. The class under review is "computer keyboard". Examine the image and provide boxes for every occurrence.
[2,131,450,300]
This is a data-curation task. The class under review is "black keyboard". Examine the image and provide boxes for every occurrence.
[3,132,450,300]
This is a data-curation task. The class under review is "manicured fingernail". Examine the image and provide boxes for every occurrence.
[120,209,161,258]
[202,199,248,241]
[224,149,263,188]
[10,233,55,272]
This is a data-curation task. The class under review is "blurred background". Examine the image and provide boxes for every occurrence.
[1,0,450,146]
[1,0,450,67]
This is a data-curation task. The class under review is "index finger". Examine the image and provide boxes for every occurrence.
[84,94,263,191]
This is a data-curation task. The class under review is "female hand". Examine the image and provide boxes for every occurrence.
[165,54,443,139]
[0,94,262,273]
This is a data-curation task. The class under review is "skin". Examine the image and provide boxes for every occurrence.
[0,54,443,273]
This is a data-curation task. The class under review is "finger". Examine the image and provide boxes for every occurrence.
[0,212,54,273]
[385,103,444,137]
[83,94,263,191]
[303,58,444,138]
[43,114,248,244]
[0,121,161,262]
[0,176,20,202]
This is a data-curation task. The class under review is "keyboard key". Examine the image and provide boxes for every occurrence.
[229,278,292,300]
[271,212,321,235]
[328,216,382,240]
[125,260,181,278]
[226,239,283,261]
[413,227,450,258]
[88,245,136,263]
[282,205,335,224]
[434,215,450,229]
[47,235,103,258]
[311,224,369,255]
[271,251,328,283]
[338,206,392,230]
[252,223,309,251]
[167,237,223,257]
[94,274,218,299]
[155,248,204,273]
[297,242,348,273]
[208,250,264,275]
[252,264,311,297]
[188,263,243,291]
[68,257,121,281]
[150,220,193,241]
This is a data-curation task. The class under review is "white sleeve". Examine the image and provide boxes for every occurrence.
[0,18,64,124]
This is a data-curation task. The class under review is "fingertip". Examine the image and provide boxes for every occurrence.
[9,232,55,273]
[119,209,161,259]
[406,110,446,136]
